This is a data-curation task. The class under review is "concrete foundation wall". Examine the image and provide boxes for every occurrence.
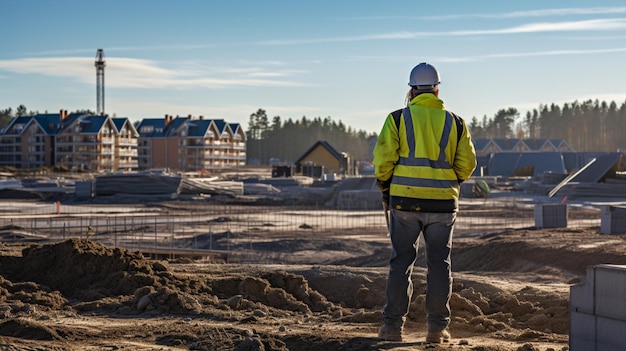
[570,264,626,351]
[534,203,567,228]
[600,206,626,235]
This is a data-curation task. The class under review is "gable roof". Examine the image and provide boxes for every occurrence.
[523,138,551,151]
[111,117,127,132]
[472,138,491,151]
[492,138,521,151]
[136,118,167,137]
[164,117,188,136]
[212,119,227,135]
[111,117,139,137]
[32,114,62,134]
[1,116,32,135]
[229,122,246,141]
[473,138,575,153]
[60,114,109,134]
[294,140,343,165]
[186,119,213,137]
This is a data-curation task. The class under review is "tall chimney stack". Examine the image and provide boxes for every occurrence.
[95,49,106,115]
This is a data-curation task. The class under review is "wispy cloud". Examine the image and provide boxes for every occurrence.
[350,46,626,63]
[438,47,626,63]
[21,17,626,57]
[253,18,626,46]
[24,43,222,57]
[482,6,626,18]
[335,6,626,21]
[465,18,626,35]
[0,57,310,89]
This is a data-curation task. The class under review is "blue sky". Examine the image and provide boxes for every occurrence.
[2,1,626,134]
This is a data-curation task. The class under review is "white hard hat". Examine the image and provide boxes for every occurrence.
[408,62,440,88]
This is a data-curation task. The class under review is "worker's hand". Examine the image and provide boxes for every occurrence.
[377,179,391,191]
[381,190,390,208]
[377,179,390,208]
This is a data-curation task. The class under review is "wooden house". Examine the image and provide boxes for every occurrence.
[293,140,350,178]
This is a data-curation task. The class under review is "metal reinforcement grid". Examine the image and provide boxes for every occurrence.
[0,198,602,259]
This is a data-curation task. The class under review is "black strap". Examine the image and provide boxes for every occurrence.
[391,108,463,142]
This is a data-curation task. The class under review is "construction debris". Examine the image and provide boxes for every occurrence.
[95,172,182,195]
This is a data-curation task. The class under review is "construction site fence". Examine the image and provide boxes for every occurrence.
[0,198,602,260]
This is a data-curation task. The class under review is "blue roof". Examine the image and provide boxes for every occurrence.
[492,138,521,150]
[58,113,89,132]
[186,119,212,137]
[213,119,227,134]
[487,152,569,177]
[2,116,33,135]
[137,117,238,138]
[137,118,167,137]
[515,152,566,177]
[111,117,127,132]
[487,153,522,176]
[229,122,241,134]
[472,138,491,151]
[164,117,188,136]
[523,139,550,151]
[33,114,61,134]
[78,115,108,133]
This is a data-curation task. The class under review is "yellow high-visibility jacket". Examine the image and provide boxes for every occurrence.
[373,93,476,212]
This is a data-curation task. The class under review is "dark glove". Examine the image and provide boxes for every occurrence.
[378,179,391,207]
[377,179,391,191]
[381,190,390,208]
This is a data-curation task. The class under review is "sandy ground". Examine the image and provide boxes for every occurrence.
[1,200,626,350]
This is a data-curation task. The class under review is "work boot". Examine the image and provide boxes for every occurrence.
[377,324,403,341]
[426,328,450,343]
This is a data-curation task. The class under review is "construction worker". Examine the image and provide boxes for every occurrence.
[373,62,476,343]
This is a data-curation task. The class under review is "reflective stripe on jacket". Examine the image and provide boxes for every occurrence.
[373,93,477,212]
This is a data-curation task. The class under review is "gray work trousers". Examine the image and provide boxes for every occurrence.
[381,209,455,332]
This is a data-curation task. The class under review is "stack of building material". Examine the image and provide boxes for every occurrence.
[554,180,626,199]
[95,173,182,195]
[242,183,280,195]
[179,178,244,196]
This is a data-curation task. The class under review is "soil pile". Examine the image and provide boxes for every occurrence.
[1,224,625,350]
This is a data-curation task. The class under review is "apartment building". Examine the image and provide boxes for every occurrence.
[136,115,246,172]
[0,115,56,169]
[0,111,138,172]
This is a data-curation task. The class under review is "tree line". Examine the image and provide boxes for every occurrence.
[246,109,373,164]
[3,99,625,166]
[469,99,626,152]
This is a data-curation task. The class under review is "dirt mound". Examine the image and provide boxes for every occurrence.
[15,239,158,298]
[1,224,600,350]
[453,228,626,276]
[0,239,217,316]
[0,318,64,340]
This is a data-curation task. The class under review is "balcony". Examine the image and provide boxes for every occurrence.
[118,151,138,157]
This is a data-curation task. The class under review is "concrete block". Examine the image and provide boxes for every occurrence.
[600,206,626,235]
[569,311,596,351]
[570,265,596,315]
[534,203,567,228]
[595,265,626,320]
[570,264,626,351]
[75,180,94,198]
[597,316,626,351]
